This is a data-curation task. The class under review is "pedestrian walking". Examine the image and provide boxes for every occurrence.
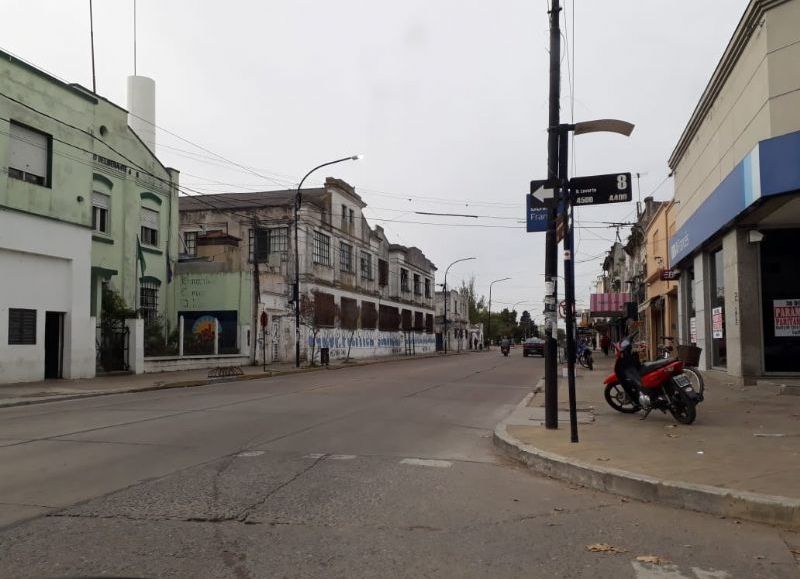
[600,334,611,357]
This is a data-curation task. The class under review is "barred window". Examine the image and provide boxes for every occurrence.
[360,251,373,280]
[413,274,421,295]
[8,308,36,345]
[249,227,288,262]
[184,231,197,256]
[313,231,331,266]
[140,280,159,321]
[340,242,353,273]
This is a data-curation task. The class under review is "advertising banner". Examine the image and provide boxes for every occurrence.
[712,307,724,339]
[774,299,800,337]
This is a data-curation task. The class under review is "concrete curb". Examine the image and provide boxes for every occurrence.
[0,350,468,409]
[494,387,800,530]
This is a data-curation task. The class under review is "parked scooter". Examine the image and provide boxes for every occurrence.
[577,339,593,370]
[603,332,703,424]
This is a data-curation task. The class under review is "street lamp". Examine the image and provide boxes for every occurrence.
[294,154,362,368]
[486,277,511,349]
[556,118,634,443]
[442,257,476,354]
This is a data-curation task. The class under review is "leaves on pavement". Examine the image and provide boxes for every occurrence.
[586,543,628,554]
[635,555,669,565]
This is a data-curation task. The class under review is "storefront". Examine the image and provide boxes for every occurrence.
[671,130,800,380]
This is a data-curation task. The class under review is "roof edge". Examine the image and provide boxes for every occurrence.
[668,0,789,170]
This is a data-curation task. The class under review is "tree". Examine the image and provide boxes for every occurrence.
[299,290,339,365]
[519,310,533,339]
[459,276,486,323]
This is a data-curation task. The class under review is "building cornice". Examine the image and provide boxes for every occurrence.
[668,0,790,170]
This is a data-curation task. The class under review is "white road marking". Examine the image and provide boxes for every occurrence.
[631,563,730,579]
[237,451,264,458]
[400,458,453,468]
[328,454,357,460]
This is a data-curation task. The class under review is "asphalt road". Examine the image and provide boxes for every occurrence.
[0,351,797,578]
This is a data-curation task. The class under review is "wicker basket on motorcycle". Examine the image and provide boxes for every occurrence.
[677,345,702,366]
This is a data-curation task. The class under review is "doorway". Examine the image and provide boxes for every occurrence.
[761,229,800,372]
[44,311,64,379]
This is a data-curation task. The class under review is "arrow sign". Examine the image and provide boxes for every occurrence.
[530,179,558,206]
[570,172,632,206]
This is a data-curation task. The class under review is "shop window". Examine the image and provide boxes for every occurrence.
[709,249,726,367]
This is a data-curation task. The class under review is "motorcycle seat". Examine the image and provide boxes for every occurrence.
[641,358,675,373]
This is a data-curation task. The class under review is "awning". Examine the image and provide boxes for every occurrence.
[590,293,631,317]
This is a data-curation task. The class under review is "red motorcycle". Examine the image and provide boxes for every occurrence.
[603,332,703,424]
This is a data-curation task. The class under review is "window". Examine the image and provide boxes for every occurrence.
[361,301,377,328]
[92,192,110,234]
[401,309,412,331]
[413,274,421,296]
[140,208,159,247]
[314,292,336,326]
[425,278,431,298]
[400,268,410,292]
[312,231,331,266]
[8,122,50,187]
[378,259,389,286]
[379,305,400,331]
[341,204,348,230]
[140,280,159,321]
[360,251,373,280]
[249,227,288,262]
[340,241,353,273]
[425,313,434,333]
[184,231,197,257]
[341,297,359,330]
[414,311,424,331]
[349,208,354,229]
[8,308,36,345]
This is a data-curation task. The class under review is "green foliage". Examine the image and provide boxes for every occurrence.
[144,316,179,357]
[101,287,136,319]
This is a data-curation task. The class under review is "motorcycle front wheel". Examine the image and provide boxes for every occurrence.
[604,382,639,413]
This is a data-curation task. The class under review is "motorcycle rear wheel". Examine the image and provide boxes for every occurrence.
[668,389,697,425]
[604,382,639,413]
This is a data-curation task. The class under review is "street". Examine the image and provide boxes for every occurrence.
[0,352,797,578]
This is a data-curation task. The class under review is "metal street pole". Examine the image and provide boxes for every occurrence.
[442,257,476,354]
[487,277,511,349]
[294,155,362,368]
[544,0,562,430]
[559,125,579,443]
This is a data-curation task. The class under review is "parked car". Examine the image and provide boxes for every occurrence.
[523,337,545,357]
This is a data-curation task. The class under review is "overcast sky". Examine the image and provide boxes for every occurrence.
[3,0,748,322]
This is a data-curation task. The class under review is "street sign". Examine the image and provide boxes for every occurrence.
[530,179,557,206]
[526,193,550,232]
[660,268,680,281]
[570,172,632,206]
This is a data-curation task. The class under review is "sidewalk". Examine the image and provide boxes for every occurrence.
[0,350,470,409]
[494,352,800,529]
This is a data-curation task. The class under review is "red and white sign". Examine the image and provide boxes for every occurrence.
[712,307,724,339]
[774,299,800,337]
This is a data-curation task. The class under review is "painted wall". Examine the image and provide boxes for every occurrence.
[0,209,95,383]
[307,328,436,361]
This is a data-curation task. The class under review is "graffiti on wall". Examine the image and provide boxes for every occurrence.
[307,328,436,360]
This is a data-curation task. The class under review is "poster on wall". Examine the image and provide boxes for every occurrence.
[689,317,697,344]
[774,299,800,337]
[712,307,724,339]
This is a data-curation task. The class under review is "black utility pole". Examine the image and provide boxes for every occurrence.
[544,0,562,430]
[559,126,579,443]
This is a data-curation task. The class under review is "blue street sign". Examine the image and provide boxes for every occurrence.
[527,194,549,232]
[527,194,564,233]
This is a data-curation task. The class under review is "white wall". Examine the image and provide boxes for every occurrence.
[0,210,94,383]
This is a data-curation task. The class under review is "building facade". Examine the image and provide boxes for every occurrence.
[668,0,800,381]
[642,201,679,359]
[178,178,437,363]
[435,289,470,351]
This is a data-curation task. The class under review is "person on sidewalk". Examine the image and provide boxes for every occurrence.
[600,334,611,357]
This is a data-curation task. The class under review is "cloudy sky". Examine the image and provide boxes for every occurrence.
[3,0,747,322]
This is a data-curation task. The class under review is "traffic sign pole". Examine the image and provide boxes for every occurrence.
[559,125,579,444]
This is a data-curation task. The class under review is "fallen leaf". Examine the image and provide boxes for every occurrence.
[790,549,800,555]
[512,498,519,502]
[754,555,765,560]
[620,498,630,503]
[665,424,677,429]
[666,433,679,438]
[553,507,565,512]
[597,457,610,462]
[636,555,669,565]
[587,543,628,554]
